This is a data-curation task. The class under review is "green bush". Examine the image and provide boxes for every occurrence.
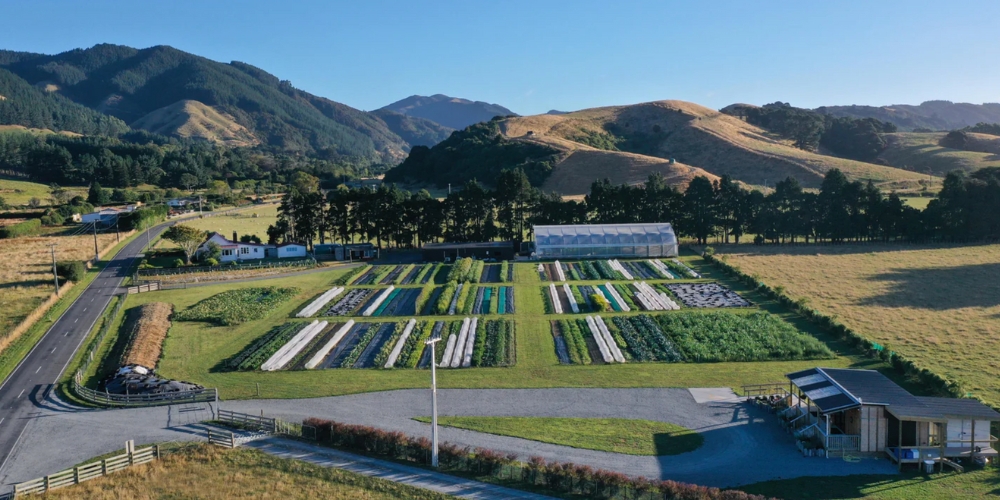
[55,260,86,282]
[0,219,41,238]
[172,258,185,268]
[205,258,219,266]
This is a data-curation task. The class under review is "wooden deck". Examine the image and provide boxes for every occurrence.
[886,446,997,465]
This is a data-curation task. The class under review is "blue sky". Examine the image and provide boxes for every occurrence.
[3,0,998,115]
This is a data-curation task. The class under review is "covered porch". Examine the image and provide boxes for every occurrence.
[884,397,1000,472]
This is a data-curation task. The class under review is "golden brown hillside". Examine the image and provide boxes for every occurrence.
[500,100,929,189]
[131,100,259,147]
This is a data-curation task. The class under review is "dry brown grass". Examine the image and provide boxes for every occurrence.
[0,231,119,338]
[122,302,173,369]
[41,444,449,499]
[499,100,931,191]
[131,100,259,147]
[716,244,1000,405]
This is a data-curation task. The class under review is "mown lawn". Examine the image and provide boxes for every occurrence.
[412,416,702,456]
[42,444,450,500]
[740,469,1000,499]
[111,253,906,401]
[714,244,1000,407]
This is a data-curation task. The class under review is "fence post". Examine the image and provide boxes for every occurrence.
[101,459,107,476]
[73,466,79,485]
[155,444,160,459]
[230,432,236,448]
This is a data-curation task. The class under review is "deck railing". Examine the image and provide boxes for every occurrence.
[826,434,861,453]
[741,382,788,398]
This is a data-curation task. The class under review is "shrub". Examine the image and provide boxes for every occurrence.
[55,260,86,282]
[205,258,219,267]
[172,258,185,268]
[0,219,41,238]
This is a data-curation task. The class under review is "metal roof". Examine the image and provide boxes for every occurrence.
[787,368,1000,421]
[534,223,676,248]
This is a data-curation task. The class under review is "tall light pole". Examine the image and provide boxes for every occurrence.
[425,336,442,467]
[47,243,59,296]
[92,221,99,263]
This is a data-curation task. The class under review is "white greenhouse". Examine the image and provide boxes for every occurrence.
[533,223,678,259]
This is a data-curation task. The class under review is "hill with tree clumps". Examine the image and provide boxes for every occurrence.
[387,100,927,195]
[0,44,448,161]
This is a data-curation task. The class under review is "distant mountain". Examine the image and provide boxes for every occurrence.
[815,101,1000,131]
[369,109,453,147]
[0,44,447,161]
[546,110,569,115]
[379,94,516,130]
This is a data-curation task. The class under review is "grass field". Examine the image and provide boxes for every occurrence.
[741,469,1000,499]
[106,253,907,401]
[41,444,450,499]
[900,196,933,210]
[0,177,86,207]
[0,230,119,338]
[714,244,1000,407]
[880,132,1000,176]
[172,204,279,242]
[412,416,702,456]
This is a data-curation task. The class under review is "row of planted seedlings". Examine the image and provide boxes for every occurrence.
[424,282,516,316]
[225,317,516,371]
[542,281,689,314]
[550,310,835,366]
[349,263,441,286]
[541,258,702,282]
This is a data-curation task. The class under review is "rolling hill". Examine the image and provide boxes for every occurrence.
[0,44,449,161]
[388,100,928,195]
[877,132,1000,176]
[816,100,1000,131]
[379,94,515,130]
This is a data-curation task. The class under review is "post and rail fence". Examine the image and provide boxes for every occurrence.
[9,441,158,498]
[126,281,160,294]
[209,409,317,447]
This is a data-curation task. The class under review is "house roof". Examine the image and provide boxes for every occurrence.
[277,243,305,248]
[205,232,271,248]
[788,368,1000,422]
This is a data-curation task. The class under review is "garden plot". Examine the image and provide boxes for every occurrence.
[551,312,832,365]
[666,283,751,308]
[174,287,298,326]
[546,283,680,313]
[433,318,515,369]
[397,265,422,284]
[356,287,421,317]
[480,264,502,283]
[350,266,379,285]
[379,265,405,284]
[471,286,515,314]
[323,289,373,316]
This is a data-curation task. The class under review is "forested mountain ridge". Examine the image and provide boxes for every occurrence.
[0,44,446,160]
[379,94,516,130]
[816,101,1000,131]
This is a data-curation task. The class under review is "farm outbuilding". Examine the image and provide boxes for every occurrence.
[533,223,678,259]
[421,241,515,262]
[784,368,1000,470]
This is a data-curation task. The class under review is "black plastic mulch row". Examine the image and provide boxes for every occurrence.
[400,265,422,284]
[324,323,370,368]
[353,322,397,368]
[379,265,404,284]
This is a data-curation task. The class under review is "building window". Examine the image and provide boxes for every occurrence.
[241,247,250,255]
[254,248,259,253]
[223,249,232,256]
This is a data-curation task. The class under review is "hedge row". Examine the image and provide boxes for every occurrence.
[0,219,41,239]
[703,252,966,401]
[302,417,770,500]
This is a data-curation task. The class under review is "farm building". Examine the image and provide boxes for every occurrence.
[784,368,1000,470]
[274,243,307,258]
[421,241,515,262]
[533,223,678,259]
[340,243,377,261]
[198,232,271,262]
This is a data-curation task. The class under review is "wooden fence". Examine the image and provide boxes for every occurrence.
[126,282,160,294]
[70,294,218,408]
[11,441,157,497]
[218,409,276,432]
[211,409,317,445]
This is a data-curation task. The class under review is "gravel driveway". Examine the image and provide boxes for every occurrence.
[0,388,897,490]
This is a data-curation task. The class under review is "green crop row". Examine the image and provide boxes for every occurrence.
[341,323,382,368]
[335,265,369,285]
[227,322,305,371]
[558,319,590,365]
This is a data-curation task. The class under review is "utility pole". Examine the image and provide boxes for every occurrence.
[115,215,120,243]
[92,222,99,263]
[48,243,60,296]
[198,195,203,217]
[145,220,152,252]
[425,336,442,467]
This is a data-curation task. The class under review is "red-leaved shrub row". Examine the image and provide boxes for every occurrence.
[303,417,771,500]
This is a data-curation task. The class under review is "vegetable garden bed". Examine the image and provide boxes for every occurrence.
[539,259,700,281]
[552,312,833,365]
[173,287,298,326]
[665,283,751,308]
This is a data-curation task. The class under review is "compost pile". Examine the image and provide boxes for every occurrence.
[103,365,204,395]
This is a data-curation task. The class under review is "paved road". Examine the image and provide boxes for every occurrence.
[0,388,897,490]
[0,222,168,480]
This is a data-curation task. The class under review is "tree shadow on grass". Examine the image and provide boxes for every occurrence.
[857,263,1000,310]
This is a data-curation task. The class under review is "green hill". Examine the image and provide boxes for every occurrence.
[0,67,128,136]
[0,44,447,161]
